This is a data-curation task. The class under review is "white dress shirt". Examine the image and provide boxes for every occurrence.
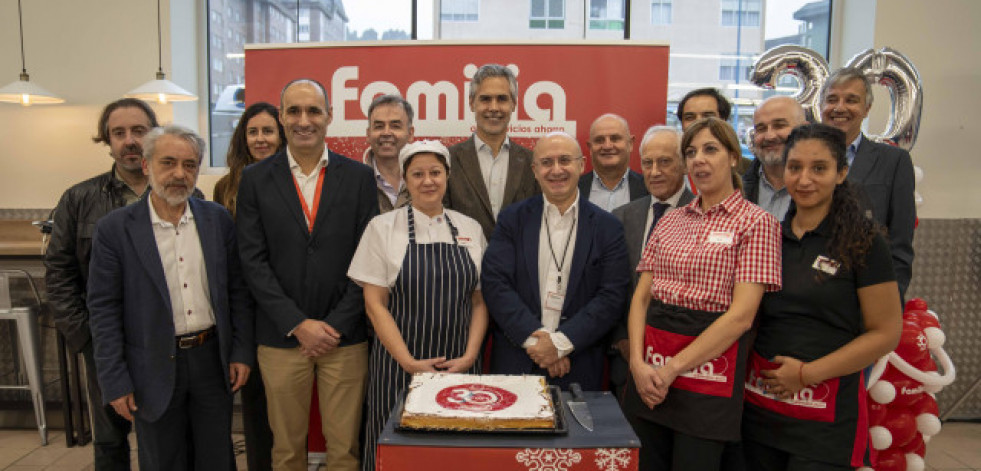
[287,145,329,227]
[524,193,578,358]
[348,206,487,289]
[474,134,511,219]
[148,198,215,335]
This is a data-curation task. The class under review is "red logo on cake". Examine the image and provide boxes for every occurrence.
[436,384,517,412]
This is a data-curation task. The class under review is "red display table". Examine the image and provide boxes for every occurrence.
[377,391,640,471]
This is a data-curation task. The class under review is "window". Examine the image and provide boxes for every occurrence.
[530,0,565,29]
[442,0,479,22]
[718,57,752,81]
[650,0,671,25]
[589,0,623,30]
[721,0,761,27]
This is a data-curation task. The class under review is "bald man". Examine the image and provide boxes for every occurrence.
[743,96,808,220]
[578,114,647,211]
[481,132,630,390]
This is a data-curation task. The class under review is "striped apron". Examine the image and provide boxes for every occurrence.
[362,209,479,471]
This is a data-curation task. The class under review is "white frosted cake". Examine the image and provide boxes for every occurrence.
[400,372,556,430]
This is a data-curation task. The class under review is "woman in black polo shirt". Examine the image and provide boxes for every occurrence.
[742,124,902,470]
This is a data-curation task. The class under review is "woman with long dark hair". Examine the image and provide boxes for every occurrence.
[742,124,902,470]
[213,101,285,471]
[214,102,286,217]
[624,117,782,470]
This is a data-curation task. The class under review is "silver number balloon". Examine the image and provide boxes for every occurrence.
[750,45,830,123]
[844,47,923,152]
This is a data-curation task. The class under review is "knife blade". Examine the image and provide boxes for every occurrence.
[567,383,594,432]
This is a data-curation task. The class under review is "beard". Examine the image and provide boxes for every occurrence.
[149,170,194,206]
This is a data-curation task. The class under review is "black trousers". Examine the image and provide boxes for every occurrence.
[240,367,273,471]
[134,337,235,471]
[82,342,133,471]
[627,414,745,471]
[742,439,854,471]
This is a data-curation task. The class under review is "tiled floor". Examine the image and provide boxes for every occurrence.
[0,423,979,470]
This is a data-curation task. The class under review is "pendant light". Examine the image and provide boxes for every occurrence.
[125,0,197,104]
[0,0,65,105]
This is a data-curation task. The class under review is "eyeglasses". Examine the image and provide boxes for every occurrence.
[535,155,582,168]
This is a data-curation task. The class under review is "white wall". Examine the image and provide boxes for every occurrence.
[0,0,219,210]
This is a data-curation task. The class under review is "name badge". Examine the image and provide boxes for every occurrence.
[545,291,565,311]
[707,231,734,245]
[455,236,471,246]
[812,255,840,275]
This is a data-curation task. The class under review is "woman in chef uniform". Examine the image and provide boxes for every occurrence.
[625,117,782,470]
[348,140,489,471]
[741,124,901,470]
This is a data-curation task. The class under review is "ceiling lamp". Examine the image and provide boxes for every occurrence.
[125,0,197,104]
[0,0,65,106]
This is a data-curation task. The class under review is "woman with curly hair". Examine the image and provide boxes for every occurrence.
[741,123,902,470]
[214,102,286,217]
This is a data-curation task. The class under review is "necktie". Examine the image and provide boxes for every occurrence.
[645,202,670,242]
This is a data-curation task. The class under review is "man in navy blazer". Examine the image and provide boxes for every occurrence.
[482,132,630,391]
[821,67,916,298]
[577,114,647,212]
[236,79,377,471]
[88,125,253,471]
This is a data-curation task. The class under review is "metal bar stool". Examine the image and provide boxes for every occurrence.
[0,268,48,445]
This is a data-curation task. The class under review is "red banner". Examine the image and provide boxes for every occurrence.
[244,41,670,171]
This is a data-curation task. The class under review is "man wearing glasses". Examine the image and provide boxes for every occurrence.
[481,132,629,390]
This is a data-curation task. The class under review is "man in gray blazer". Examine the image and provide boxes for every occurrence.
[444,64,539,240]
[821,67,916,298]
[609,126,694,399]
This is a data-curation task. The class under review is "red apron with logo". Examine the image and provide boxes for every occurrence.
[624,300,752,442]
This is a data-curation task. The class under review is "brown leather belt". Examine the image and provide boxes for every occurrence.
[176,326,216,349]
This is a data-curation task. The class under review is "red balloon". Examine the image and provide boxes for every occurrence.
[905,298,928,312]
[869,402,889,425]
[918,314,940,330]
[915,397,939,417]
[901,433,926,457]
[881,365,909,384]
[895,321,929,365]
[882,409,917,448]
[892,378,927,408]
[875,448,906,471]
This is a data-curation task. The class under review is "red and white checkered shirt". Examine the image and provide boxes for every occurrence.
[637,191,782,312]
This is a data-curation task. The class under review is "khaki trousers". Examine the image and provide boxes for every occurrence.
[259,342,368,471]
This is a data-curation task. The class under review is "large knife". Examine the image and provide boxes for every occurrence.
[567,383,594,432]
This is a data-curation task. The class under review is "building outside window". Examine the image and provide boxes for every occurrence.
[205,0,829,166]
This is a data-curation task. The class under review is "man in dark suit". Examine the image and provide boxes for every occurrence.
[577,113,647,212]
[87,125,253,471]
[821,67,916,298]
[236,79,377,471]
[482,132,630,390]
[609,126,694,398]
[445,63,539,240]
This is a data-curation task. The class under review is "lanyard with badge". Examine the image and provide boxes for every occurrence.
[292,167,325,233]
[544,210,576,312]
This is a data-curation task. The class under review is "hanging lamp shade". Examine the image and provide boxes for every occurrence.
[125,71,197,104]
[1,0,64,106]
[0,72,65,105]
[124,0,197,104]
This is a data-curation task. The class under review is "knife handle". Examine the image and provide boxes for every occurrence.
[570,382,585,401]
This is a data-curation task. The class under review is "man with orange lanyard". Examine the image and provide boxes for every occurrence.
[236,78,378,471]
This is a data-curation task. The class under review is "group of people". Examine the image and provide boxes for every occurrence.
[42,62,914,471]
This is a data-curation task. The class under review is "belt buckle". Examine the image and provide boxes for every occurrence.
[178,336,197,349]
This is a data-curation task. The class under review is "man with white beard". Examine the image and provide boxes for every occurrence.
[742,96,807,220]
